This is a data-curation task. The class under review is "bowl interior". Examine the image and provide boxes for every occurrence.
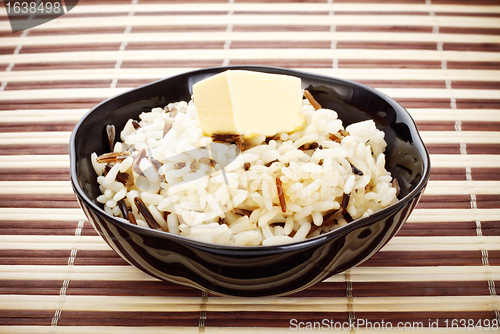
[71,65,430,246]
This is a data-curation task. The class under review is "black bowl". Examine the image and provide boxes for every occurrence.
[70,66,430,297]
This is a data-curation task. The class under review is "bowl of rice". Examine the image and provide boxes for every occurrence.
[70,65,430,297]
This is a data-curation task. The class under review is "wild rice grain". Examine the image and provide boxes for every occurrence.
[134,197,162,230]
[276,177,287,213]
[106,125,116,152]
[304,90,321,110]
[128,211,138,225]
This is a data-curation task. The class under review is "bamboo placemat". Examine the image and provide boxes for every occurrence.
[0,0,499,333]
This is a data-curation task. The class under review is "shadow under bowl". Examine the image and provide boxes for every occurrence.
[70,66,431,297]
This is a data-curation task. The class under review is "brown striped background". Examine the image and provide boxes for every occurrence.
[0,0,499,333]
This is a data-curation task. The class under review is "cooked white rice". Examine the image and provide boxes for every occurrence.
[92,96,398,246]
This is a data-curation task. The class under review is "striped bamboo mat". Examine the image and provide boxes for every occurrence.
[1,0,500,333]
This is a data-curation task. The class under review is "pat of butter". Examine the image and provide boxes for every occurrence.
[193,70,304,138]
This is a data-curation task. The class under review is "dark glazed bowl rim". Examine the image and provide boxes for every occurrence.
[70,65,431,256]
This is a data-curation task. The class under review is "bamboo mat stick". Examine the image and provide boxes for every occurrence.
[408,109,500,122]
[377,88,500,100]
[2,265,497,277]
[1,327,498,334]
[3,269,496,284]
[0,87,499,101]
[334,266,500,282]
[0,265,154,280]
[420,131,500,144]
[307,68,500,82]
[388,236,500,245]
[0,181,73,194]
[0,69,189,83]
[207,296,492,312]
[0,116,83,123]
[0,132,72,145]
[1,265,496,283]
[0,88,128,101]
[0,235,105,244]
[0,155,69,168]
[0,242,110,251]
[0,293,405,313]
[1,31,500,47]
[429,155,500,168]
[0,236,109,252]
[0,2,494,15]
[209,329,498,334]
[355,268,500,277]
[0,295,203,312]
[1,49,499,65]
[2,68,500,83]
[383,237,500,252]
[424,181,500,195]
[0,271,155,281]
[382,244,500,252]
[407,208,500,223]
[0,110,83,117]
[0,294,487,313]
[0,208,86,220]
[72,3,500,14]
[0,327,201,334]
[350,296,493,312]
[0,14,498,31]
